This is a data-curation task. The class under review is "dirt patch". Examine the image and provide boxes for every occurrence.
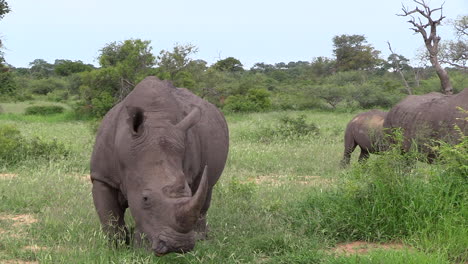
[23,245,47,252]
[72,173,91,183]
[0,227,22,239]
[0,214,38,227]
[332,241,409,256]
[0,173,18,180]
[80,174,91,183]
[1,260,39,264]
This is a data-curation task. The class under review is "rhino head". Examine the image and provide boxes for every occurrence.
[119,105,207,255]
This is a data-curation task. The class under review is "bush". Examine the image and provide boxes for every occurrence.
[91,91,115,117]
[0,70,18,95]
[224,88,271,112]
[240,115,320,143]
[274,115,319,138]
[46,89,70,102]
[0,125,70,166]
[29,78,68,95]
[350,83,402,108]
[25,105,65,115]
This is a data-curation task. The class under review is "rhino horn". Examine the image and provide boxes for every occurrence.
[175,166,209,228]
[176,106,201,131]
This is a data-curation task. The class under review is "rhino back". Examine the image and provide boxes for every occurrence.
[384,89,468,150]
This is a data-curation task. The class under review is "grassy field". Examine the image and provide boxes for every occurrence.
[0,109,466,263]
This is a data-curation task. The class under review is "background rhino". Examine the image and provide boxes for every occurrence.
[341,110,387,166]
[90,76,229,255]
[383,88,468,162]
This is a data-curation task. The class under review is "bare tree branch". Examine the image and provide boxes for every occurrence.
[398,0,453,94]
[387,41,412,95]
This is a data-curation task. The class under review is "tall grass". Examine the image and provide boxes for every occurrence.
[289,135,467,262]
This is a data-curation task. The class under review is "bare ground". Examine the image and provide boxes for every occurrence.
[0,173,18,180]
[0,214,38,227]
[331,241,410,256]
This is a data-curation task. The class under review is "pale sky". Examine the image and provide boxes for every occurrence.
[2,0,467,68]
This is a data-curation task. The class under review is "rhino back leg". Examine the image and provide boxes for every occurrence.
[92,180,129,244]
[358,148,370,162]
[341,134,357,167]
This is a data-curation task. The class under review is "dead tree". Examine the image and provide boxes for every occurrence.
[387,41,412,95]
[399,0,453,95]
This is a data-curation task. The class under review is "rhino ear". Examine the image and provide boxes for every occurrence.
[126,106,145,135]
[176,106,201,131]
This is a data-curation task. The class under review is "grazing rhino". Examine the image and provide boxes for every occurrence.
[90,76,229,255]
[341,110,388,166]
[383,88,468,162]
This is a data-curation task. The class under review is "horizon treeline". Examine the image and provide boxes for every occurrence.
[0,33,466,117]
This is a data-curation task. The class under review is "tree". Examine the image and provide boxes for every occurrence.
[54,59,94,76]
[0,0,11,64]
[332,34,381,71]
[29,59,54,78]
[385,42,412,95]
[97,39,155,100]
[0,0,10,19]
[212,57,244,72]
[439,15,468,69]
[156,43,198,79]
[310,57,335,77]
[399,0,453,94]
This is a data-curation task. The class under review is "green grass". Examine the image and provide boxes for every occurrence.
[0,109,466,263]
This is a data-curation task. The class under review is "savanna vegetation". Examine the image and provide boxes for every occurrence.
[0,110,466,263]
[0,0,467,263]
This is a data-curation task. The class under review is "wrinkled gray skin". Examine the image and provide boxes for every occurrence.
[341,110,388,166]
[90,77,229,255]
[383,88,468,162]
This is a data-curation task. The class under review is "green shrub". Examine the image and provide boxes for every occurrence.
[46,89,70,102]
[29,78,68,95]
[91,91,115,118]
[0,70,18,95]
[0,125,24,164]
[224,88,271,112]
[0,124,70,166]
[240,115,320,143]
[25,105,65,115]
[275,115,319,138]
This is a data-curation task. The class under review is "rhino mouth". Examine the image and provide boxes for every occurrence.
[151,229,196,255]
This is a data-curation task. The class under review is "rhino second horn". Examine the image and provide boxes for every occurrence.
[176,107,201,131]
[176,166,208,227]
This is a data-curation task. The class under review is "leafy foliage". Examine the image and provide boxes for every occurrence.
[212,57,244,72]
[224,88,271,112]
[275,115,319,138]
[24,105,65,115]
[54,59,94,76]
[333,34,382,71]
[0,69,17,95]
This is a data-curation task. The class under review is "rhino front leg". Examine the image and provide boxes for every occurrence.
[92,180,129,244]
